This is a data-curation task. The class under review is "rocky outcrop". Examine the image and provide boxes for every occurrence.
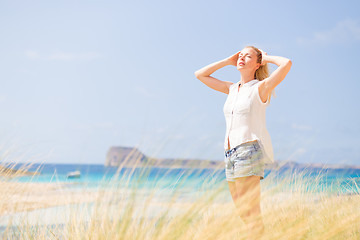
[105,146,148,167]
[104,146,223,168]
[0,164,40,177]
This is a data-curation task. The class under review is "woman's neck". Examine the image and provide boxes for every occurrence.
[240,72,256,85]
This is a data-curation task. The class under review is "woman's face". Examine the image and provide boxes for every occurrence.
[236,47,260,72]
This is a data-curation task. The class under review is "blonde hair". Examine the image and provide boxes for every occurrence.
[245,45,276,102]
[245,45,269,80]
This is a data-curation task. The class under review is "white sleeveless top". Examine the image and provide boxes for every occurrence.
[223,79,274,164]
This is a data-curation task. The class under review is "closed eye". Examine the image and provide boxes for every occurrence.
[239,53,249,58]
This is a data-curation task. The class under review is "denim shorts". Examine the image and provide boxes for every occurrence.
[224,140,265,182]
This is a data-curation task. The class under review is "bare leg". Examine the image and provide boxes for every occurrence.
[228,176,264,239]
[227,181,238,207]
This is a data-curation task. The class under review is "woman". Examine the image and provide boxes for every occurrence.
[194,46,292,238]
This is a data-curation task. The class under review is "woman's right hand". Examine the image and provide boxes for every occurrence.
[225,51,241,66]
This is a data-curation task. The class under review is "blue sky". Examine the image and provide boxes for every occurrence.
[0,0,359,165]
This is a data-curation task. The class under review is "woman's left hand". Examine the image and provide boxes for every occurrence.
[259,49,267,65]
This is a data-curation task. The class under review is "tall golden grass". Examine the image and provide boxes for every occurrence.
[0,160,359,240]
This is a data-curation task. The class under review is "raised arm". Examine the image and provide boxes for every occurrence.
[259,51,292,102]
[194,52,240,94]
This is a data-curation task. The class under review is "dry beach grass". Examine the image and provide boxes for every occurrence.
[0,162,359,240]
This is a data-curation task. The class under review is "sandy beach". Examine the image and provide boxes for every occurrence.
[0,182,99,215]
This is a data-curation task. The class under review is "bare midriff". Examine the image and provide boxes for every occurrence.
[227,138,258,151]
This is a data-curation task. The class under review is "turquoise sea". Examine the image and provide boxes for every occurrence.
[9,163,360,195]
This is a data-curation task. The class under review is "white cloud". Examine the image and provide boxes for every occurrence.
[25,50,101,61]
[198,134,210,141]
[135,85,156,98]
[0,95,7,103]
[295,147,307,155]
[154,127,166,134]
[73,122,115,131]
[25,50,40,59]
[94,122,114,129]
[291,123,312,131]
[297,19,360,46]
[170,133,185,140]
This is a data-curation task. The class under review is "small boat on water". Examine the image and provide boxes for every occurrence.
[67,170,81,179]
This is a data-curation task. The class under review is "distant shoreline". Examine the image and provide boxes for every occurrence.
[105,146,360,170]
[0,164,40,177]
[3,161,360,171]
